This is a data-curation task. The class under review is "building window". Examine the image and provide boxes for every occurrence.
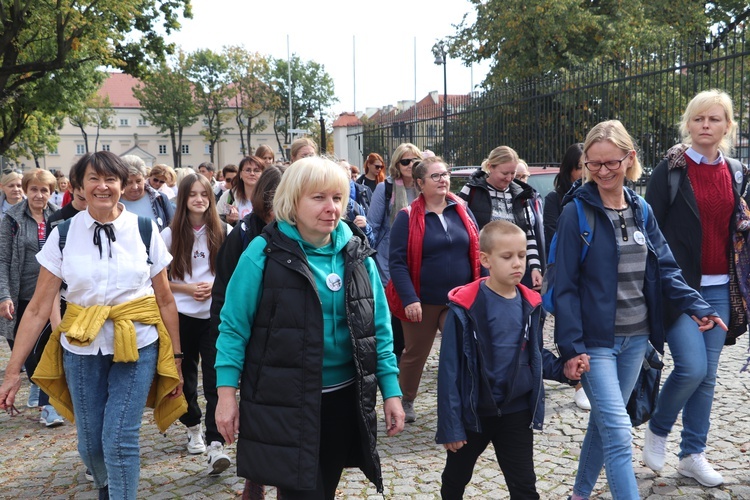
[76,144,85,155]
[204,144,213,155]
[138,117,147,126]
[119,118,129,126]
[202,118,209,126]
[101,144,110,152]
[181,144,190,155]
[158,144,168,155]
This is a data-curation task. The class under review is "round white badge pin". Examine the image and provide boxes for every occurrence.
[326,273,342,291]
[633,231,646,245]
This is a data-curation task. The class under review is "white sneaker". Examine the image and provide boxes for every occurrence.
[186,424,206,454]
[206,441,231,475]
[402,399,416,423]
[573,388,591,410]
[642,426,667,471]
[677,453,724,487]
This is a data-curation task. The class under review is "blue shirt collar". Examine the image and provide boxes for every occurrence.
[685,147,724,165]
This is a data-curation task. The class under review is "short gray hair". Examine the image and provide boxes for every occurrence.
[120,155,147,177]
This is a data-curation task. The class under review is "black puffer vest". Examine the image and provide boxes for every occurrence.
[237,221,383,492]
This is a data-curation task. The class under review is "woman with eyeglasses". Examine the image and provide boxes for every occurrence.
[642,90,746,487]
[148,164,176,200]
[388,157,481,423]
[217,156,265,227]
[357,153,386,192]
[1,171,25,220]
[367,143,422,364]
[458,146,545,291]
[554,120,724,500]
[290,137,318,163]
[120,155,174,232]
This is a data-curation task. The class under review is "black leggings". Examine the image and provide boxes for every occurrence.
[277,384,362,500]
[8,300,51,406]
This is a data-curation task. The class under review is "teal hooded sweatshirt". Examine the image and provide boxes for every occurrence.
[215,220,401,400]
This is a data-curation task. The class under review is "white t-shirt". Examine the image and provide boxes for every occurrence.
[36,205,172,355]
[161,224,230,319]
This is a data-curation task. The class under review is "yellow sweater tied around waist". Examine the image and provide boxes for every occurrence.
[32,294,187,432]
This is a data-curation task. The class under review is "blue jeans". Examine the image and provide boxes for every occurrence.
[63,341,158,499]
[649,283,729,458]
[573,334,648,500]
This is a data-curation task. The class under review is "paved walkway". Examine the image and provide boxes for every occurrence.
[1,320,750,499]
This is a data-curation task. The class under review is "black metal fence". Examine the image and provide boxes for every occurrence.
[348,29,750,174]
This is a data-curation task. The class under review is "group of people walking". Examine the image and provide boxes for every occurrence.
[0,89,747,500]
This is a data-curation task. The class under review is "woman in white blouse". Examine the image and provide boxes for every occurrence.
[0,151,185,500]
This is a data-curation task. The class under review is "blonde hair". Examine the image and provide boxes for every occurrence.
[482,146,519,173]
[479,220,525,254]
[1,172,22,186]
[679,89,737,156]
[273,156,350,225]
[149,164,170,180]
[22,169,57,193]
[389,143,422,179]
[582,120,642,183]
[290,137,318,162]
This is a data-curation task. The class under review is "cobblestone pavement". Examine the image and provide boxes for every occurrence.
[1,319,750,499]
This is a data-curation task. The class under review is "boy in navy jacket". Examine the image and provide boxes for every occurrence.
[436,220,584,499]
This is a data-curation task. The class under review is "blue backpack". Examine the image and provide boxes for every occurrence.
[541,196,648,314]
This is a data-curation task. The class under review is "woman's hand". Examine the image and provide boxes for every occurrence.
[0,370,22,411]
[404,302,422,323]
[226,206,239,224]
[193,282,213,302]
[444,441,467,453]
[0,299,14,320]
[692,315,728,333]
[216,387,240,445]
[383,397,405,437]
[530,269,543,290]
[352,215,368,229]
[564,354,590,380]
[169,359,184,398]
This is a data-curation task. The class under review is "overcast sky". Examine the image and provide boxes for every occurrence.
[164,0,492,116]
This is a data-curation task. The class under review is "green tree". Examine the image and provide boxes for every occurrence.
[269,56,337,159]
[450,0,750,84]
[224,46,279,156]
[133,56,200,168]
[0,0,191,156]
[4,112,63,168]
[68,93,115,153]
[186,49,235,164]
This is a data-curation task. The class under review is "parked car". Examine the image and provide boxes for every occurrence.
[449,165,559,204]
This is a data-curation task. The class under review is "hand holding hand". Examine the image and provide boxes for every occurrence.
[564,354,590,380]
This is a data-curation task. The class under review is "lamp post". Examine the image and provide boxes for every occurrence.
[306,108,326,153]
[433,42,448,164]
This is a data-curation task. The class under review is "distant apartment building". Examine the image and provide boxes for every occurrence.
[15,73,281,175]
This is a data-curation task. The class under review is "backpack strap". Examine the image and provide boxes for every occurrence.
[574,199,595,262]
[57,219,71,252]
[667,168,683,206]
[137,216,153,265]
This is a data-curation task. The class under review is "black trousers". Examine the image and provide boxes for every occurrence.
[441,410,539,500]
[277,384,361,500]
[8,300,51,407]
[391,315,404,363]
[177,313,222,444]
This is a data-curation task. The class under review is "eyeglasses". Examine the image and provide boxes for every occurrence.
[225,176,236,183]
[584,153,631,172]
[242,168,263,175]
[372,164,384,170]
[399,158,419,166]
[151,178,166,185]
[428,172,451,182]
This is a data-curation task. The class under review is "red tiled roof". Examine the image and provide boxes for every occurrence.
[332,112,362,128]
[99,73,143,108]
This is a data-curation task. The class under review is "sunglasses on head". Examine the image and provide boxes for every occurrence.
[399,157,419,166]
